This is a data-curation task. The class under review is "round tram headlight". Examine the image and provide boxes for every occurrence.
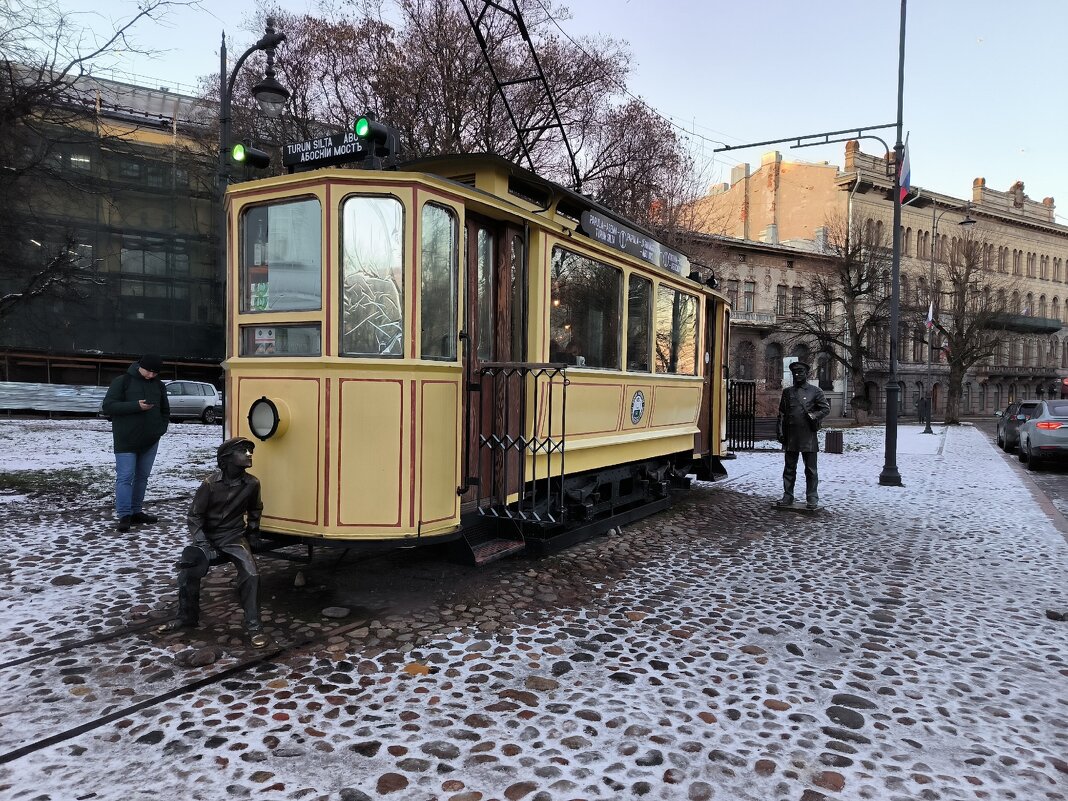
[248,396,289,440]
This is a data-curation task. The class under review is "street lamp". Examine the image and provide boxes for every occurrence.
[878,0,908,487]
[216,17,289,277]
[922,205,976,434]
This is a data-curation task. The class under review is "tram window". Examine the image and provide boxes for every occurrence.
[420,203,458,360]
[476,229,495,360]
[655,285,698,375]
[626,275,652,371]
[548,247,621,370]
[240,198,322,313]
[240,324,322,356]
[340,195,404,357]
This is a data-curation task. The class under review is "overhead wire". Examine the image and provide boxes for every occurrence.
[528,0,745,173]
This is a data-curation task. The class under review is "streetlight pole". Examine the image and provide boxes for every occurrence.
[214,18,288,407]
[922,204,976,433]
[879,0,907,487]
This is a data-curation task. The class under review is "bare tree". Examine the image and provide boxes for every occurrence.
[0,0,196,323]
[931,229,1015,424]
[207,0,696,226]
[779,211,894,422]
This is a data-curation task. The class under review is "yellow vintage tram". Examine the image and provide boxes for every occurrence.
[224,149,730,562]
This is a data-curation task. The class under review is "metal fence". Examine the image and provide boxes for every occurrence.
[726,379,757,451]
[0,381,106,413]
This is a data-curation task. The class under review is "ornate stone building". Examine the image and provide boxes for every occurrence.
[690,142,1068,418]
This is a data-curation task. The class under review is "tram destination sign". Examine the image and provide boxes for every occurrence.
[282,131,368,168]
[579,210,688,275]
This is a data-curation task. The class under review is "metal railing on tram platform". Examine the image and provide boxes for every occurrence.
[474,362,568,526]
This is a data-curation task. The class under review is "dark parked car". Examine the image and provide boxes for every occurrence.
[164,380,223,424]
[1017,400,1068,470]
[995,400,1039,452]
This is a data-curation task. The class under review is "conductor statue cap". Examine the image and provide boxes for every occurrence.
[217,436,255,462]
[789,361,810,374]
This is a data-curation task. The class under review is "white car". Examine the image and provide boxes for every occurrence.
[164,380,223,424]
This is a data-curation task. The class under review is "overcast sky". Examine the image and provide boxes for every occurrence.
[63,0,1068,221]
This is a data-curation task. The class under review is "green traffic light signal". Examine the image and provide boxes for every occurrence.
[231,142,271,169]
[353,116,399,167]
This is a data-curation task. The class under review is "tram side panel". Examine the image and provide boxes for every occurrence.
[235,374,324,530]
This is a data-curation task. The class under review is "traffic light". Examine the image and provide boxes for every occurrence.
[232,142,271,169]
[354,116,399,167]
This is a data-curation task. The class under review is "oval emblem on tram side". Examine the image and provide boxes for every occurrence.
[630,390,645,425]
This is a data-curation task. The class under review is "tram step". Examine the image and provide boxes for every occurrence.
[469,537,526,565]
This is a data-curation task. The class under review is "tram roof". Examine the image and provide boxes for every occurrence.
[401,153,710,284]
[402,153,669,249]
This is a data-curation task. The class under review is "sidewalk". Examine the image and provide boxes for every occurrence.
[0,420,1065,800]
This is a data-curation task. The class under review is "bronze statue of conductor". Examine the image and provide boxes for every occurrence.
[157,437,268,648]
[776,361,830,510]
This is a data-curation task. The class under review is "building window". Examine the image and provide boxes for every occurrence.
[119,160,141,181]
[121,279,191,321]
[743,280,755,313]
[69,152,91,172]
[726,279,738,309]
[786,259,794,269]
[120,236,189,277]
[776,284,787,316]
[764,342,783,382]
[732,341,755,380]
[791,286,802,316]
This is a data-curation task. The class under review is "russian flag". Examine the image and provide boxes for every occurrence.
[899,134,911,203]
[925,301,934,330]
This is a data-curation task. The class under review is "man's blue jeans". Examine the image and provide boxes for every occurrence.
[115,441,159,517]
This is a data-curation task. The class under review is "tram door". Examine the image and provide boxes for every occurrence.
[461,216,526,507]
[696,298,718,453]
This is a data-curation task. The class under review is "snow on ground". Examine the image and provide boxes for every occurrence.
[0,417,221,510]
[0,419,1065,801]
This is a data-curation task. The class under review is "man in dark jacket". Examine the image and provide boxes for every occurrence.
[157,437,268,648]
[101,354,170,531]
[776,361,830,509]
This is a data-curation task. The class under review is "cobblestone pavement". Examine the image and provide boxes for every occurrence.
[0,423,1066,800]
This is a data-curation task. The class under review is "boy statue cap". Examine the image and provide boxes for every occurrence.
[217,436,256,462]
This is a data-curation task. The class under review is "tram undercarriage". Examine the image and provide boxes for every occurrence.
[461,452,720,564]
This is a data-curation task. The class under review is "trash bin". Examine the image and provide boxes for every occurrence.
[824,430,844,454]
